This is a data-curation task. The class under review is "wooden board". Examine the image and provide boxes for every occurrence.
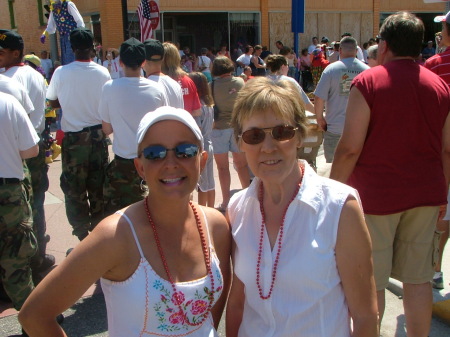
[340,12,361,43]
[361,12,374,44]
[318,13,341,43]
[269,12,292,50]
[302,12,318,49]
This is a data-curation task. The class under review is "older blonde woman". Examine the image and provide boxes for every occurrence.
[226,77,378,337]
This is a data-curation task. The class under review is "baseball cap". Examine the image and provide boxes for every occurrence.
[69,27,94,50]
[434,11,450,23]
[24,54,41,67]
[321,36,329,43]
[0,29,24,50]
[120,37,145,67]
[143,39,164,61]
[136,106,203,154]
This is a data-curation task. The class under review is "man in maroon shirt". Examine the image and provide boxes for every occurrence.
[331,12,450,336]
[425,12,450,85]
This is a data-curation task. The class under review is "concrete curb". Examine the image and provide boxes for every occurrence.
[387,278,450,325]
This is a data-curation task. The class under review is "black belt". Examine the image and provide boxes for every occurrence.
[0,178,20,185]
[68,124,102,134]
[114,155,134,161]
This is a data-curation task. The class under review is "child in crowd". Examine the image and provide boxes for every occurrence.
[310,48,329,87]
[188,72,215,207]
[181,55,194,73]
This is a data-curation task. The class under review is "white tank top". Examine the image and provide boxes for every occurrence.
[101,208,223,337]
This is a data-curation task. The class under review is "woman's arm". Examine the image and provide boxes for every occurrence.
[225,207,244,337]
[336,196,378,337]
[207,207,232,329]
[225,272,245,337]
[251,55,265,69]
[19,216,127,336]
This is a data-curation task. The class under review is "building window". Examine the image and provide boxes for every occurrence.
[127,13,143,41]
[229,13,260,50]
[8,0,16,29]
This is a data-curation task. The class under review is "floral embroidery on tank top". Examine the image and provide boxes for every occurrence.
[139,248,223,336]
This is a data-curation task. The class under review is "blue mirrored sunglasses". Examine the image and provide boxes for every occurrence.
[141,143,199,161]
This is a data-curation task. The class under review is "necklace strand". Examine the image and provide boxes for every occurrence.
[144,198,215,326]
[256,165,305,300]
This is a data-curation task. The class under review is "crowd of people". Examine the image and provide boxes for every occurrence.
[0,9,449,337]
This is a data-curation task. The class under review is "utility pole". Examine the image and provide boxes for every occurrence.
[292,0,305,56]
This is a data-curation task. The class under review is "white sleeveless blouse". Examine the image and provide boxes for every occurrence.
[228,161,360,337]
[101,208,223,337]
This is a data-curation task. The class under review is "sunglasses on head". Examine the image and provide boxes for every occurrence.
[239,125,298,145]
[141,143,199,161]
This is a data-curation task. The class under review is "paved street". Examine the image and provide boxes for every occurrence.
[1,145,450,336]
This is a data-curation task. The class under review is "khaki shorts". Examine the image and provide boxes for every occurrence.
[365,206,440,290]
[323,131,341,163]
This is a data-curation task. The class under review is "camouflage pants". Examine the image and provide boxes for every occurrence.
[25,140,49,262]
[0,183,37,310]
[60,128,109,239]
[103,157,144,218]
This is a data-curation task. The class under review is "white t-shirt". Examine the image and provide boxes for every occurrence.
[0,92,39,179]
[147,74,184,109]
[266,74,312,107]
[228,161,358,337]
[236,54,252,67]
[103,58,124,79]
[308,44,318,54]
[0,74,34,114]
[47,61,111,132]
[356,46,364,62]
[40,58,53,79]
[3,65,47,133]
[99,77,168,158]
[197,55,211,73]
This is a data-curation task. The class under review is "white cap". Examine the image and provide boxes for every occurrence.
[434,11,450,23]
[136,106,203,154]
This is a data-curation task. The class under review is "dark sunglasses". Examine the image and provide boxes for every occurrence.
[141,143,199,160]
[239,125,298,145]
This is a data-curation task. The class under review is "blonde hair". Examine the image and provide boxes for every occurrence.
[231,77,307,142]
[162,42,186,79]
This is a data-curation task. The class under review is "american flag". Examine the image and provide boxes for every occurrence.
[137,0,153,41]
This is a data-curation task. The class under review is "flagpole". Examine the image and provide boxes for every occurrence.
[122,0,129,40]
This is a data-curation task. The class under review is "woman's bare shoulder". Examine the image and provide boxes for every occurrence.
[198,205,231,247]
[90,203,144,249]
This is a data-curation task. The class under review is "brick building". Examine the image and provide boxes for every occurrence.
[0,0,446,61]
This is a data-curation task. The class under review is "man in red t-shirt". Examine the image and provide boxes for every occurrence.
[425,12,450,86]
[330,12,450,336]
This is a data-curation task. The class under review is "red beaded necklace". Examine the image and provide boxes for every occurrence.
[256,165,305,300]
[144,197,215,326]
